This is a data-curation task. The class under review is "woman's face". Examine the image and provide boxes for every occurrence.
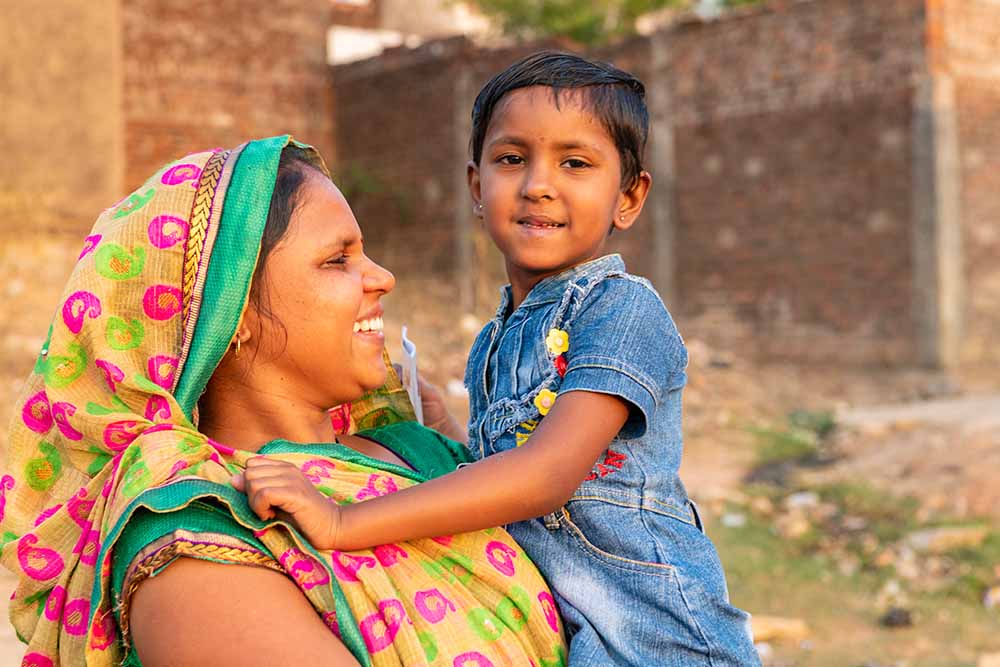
[247,168,395,407]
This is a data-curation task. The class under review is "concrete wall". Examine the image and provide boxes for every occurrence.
[0,0,124,235]
[937,0,1000,365]
[0,0,125,435]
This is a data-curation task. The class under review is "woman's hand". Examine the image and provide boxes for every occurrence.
[231,458,342,550]
[418,374,468,444]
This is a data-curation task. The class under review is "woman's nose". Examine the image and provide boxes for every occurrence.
[363,257,395,295]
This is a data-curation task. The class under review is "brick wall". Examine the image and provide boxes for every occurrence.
[668,0,926,363]
[333,0,950,365]
[333,39,576,320]
[123,0,335,189]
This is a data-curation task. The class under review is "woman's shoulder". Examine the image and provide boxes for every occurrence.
[128,556,359,667]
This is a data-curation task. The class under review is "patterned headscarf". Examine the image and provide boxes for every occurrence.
[1,137,565,667]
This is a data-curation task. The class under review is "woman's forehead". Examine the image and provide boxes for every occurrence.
[284,174,361,247]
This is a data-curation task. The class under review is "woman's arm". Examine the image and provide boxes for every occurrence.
[129,557,360,667]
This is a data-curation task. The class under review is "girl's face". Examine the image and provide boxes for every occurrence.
[247,169,395,407]
[469,86,649,295]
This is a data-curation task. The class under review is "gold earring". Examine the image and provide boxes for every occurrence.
[234,336,241,359]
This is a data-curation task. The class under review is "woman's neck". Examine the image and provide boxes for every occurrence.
[197,373,335,452]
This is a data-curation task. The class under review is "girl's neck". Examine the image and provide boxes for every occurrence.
[506,266,549,311]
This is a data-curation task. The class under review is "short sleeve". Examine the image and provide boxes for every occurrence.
[558,277,687,439]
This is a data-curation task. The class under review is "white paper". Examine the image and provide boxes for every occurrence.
[400,325,423,424]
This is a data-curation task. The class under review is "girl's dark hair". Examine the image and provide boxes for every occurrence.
[469,51,649,189]
[247,144,325,346]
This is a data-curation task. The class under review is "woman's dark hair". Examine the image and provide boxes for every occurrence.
[469,51,649,189]
[247,144,325,347]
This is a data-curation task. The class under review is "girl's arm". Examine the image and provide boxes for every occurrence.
[236,390,628,551]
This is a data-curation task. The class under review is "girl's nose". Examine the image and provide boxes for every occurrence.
[520,164,556,201]
[363,257,395,295]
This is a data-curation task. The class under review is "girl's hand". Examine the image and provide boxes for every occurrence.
[418,374,468,444]
[231,458,342,550]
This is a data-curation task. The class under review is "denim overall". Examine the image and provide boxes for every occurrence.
[465,255,760,666]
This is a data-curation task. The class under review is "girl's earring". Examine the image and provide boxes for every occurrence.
[234,336,242,359]
[475,203,483,217]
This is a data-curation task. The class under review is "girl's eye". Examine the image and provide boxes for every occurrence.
[497,154,524,166]
[563,158,590,169]
[324,255,348,266]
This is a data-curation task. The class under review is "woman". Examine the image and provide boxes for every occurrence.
[1,137,567,666]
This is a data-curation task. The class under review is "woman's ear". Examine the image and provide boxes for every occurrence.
[613,171,653,232]
[231,307,254,355]
[467,161,484,218]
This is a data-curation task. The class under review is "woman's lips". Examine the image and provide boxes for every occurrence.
[353,316,384,334]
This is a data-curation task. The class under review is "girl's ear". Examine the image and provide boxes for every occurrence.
[613,171,653,232]
[467,161,484,218]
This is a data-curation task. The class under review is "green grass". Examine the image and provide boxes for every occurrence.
[709,508,1000,665]
[748,425,818,465]
[746,409,836,466]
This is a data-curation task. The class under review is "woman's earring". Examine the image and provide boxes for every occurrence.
[474,203,483,217]
[234,336,241,359]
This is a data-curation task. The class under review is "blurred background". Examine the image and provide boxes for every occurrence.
[2,0,999,664]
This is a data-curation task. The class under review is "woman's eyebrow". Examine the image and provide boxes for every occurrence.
[318,234,363,253]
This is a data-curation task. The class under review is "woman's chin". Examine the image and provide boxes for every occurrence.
[361,365,389,392]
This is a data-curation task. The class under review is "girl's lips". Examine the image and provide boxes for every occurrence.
[518,216,565,229]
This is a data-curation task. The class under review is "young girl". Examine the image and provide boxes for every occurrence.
[237,53,760,665]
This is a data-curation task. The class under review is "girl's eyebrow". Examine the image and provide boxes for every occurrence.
[488,135,529,148]
[488,135,602,153]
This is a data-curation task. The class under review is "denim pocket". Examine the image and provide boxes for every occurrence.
[560,503,674,577]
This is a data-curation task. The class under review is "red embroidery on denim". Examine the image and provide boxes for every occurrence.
[553,355,567,378]
[583,448,627,481]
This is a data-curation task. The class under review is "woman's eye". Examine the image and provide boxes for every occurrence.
[498,154,524,165]
[324,255,348,266]
[563,158,590,169]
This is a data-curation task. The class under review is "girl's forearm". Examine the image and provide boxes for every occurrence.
[334,391,629,551]
[335,446,563,550]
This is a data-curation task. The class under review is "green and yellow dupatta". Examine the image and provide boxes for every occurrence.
[1,137,566,666]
